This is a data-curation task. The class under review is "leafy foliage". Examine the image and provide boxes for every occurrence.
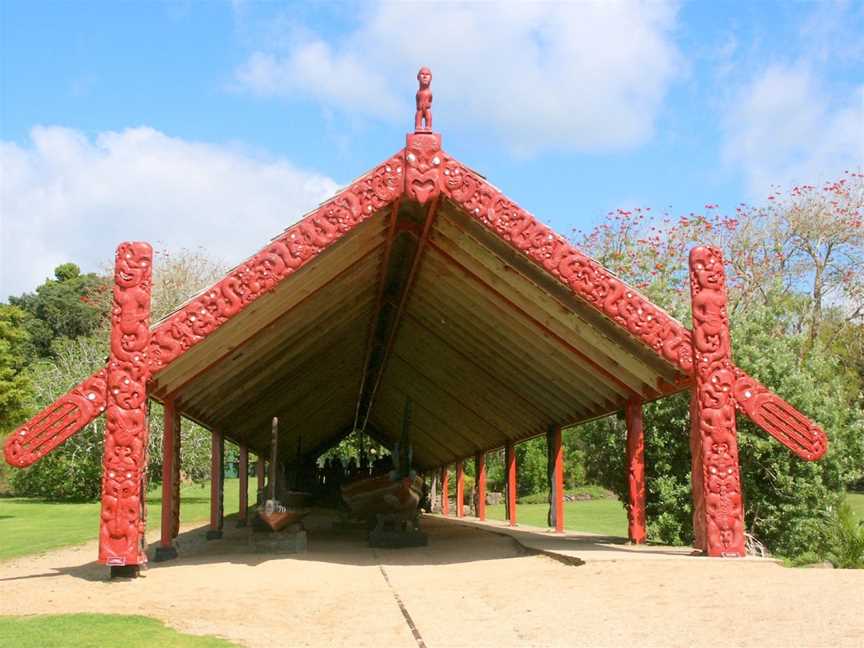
[8,249,227,500]
[576,174,864,560]
[826,501,864,569]
[8,263,107,359]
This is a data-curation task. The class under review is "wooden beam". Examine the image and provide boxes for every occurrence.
[475,451,486,521]
[506,440,517,526]
[207,429,224,540]
[456,461,465,518]
[358,197,441,432]
[440,465,450,516]
[237,444,249,528]
[155,397,178,561]
[428,242,641,399]
[625,398,646,544]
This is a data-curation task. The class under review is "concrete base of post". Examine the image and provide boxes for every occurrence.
[205,529,223,540]
[153,546,178,562]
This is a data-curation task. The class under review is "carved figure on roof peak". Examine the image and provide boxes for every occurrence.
[415,67,433,132]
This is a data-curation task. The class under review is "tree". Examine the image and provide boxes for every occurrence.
[10,248,228,500]
[573,173,864,559]
[0,305,34,493]
[9,263,107,359]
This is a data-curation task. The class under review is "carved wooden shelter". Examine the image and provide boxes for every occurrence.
[4,69,827,573]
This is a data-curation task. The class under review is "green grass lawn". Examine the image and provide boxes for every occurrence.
[0,478,254,562]
[848,492,864,520]
[485,497,628,537]
[0,613,236,648]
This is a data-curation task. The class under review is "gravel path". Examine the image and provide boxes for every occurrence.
[1,514,862,647]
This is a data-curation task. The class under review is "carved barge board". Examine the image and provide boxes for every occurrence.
[4,138,827,467]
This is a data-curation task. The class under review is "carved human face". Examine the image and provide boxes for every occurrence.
[417,67,432,88]
[405,134,442,205]
[115,242,152,289]
[689,247,724,291]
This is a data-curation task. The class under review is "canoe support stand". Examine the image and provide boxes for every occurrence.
[368,510,428,548]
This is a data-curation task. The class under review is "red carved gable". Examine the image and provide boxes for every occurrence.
[3,136,828,468]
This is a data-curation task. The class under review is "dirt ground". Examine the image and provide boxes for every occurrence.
[1,513,862,648]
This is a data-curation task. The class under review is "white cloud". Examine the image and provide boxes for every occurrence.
[233,1,682,155]
[723,65,864,194]
[0,126,338,298]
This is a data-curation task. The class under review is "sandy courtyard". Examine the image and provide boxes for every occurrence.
[1,515,862,648]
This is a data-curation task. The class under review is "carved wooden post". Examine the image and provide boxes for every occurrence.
[689,392,707,551]
[505,441,517,526]
[456,461,464,518]
[440,465,449,516]
[170,408,181,540]
[207,429,224,540]
[256,455,265,506]
[548,426,564,533]
[625,398,647,544]
[155,397,178,561]
[474,451,486,521]
[689,247,745,557]
[237,444,249,527]
[100,242,152,576]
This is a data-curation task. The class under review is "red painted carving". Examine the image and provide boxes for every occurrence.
[99,242,153,566]
[405,132,443,205]
[414,67,433,132]
[625,398,646,544]
[732,371,827,461]
[689,392,707,551]
[689,246,745,557]
[432,148,828,460]
[3,370,107,467]
[4,153,404,468]
[2,75,828,471]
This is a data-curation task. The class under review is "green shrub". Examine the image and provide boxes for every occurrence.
[826,502,864,569]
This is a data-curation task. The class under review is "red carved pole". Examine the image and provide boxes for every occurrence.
[475,451,486,521]
[505,441,517,526]
[237,444,248,527]
[625,398,647,544]
[456,461,464,518]
[689,392,706,551]
[155,397,178,561]
[207,429,224,540]
[552,427,564,533]
[99,242,152,574]
[440,466,449,516]
[171,409,181,539]
[689,247,745,557]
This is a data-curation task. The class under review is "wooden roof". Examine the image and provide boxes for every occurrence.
[146,142,691,467]
[5,131,828,471]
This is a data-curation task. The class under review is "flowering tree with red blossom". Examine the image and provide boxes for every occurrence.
[574,172,864,559]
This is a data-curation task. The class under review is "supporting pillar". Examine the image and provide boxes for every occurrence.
[547,426,564,533]
[440,465,449,516]
[474,451,486,521]
[155,397,179,562]
[689,392,707,551]
[206,429,224,540]
[256,455,265,506]
[237,444,249,527]
[456,461,464,518]
[689,246,745,557]
[505,441,517,526]
[100,242,152,577]
[170,409,181,540]
[625,398,647,544]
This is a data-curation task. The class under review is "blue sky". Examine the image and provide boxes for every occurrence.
[1,1,862,298]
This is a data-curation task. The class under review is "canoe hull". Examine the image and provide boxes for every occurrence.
[341,475,423,519]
